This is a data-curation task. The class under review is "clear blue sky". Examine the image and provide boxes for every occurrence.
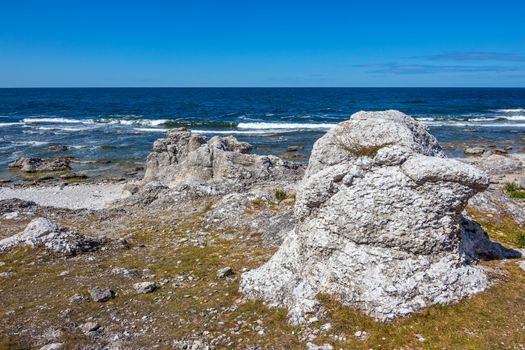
[1,0,524,87]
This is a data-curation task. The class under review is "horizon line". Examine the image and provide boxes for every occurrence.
[1,86,524,89]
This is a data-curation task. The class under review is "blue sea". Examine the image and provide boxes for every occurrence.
[1,88,525,181]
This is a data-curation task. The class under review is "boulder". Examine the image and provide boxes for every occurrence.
[0,217,99,255]
[133,281,158,294]
[240,110,515,323]
[89,287,115,302]
[140,128,304,191]
[8,157,72,173]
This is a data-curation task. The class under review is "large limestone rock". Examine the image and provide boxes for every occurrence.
[240,110,516,323]
[138,128,304,191]
[0,217,99,255]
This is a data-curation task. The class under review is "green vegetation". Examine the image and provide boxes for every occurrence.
[503,182,525,199]
[275,189,287,202]
[468,207,525,248]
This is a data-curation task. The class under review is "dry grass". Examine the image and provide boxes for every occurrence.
[0,204,524,349]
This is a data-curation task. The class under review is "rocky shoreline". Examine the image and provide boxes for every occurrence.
[1,111,525,350]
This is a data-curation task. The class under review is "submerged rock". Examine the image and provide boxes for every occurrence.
[0,217,99,255]
[240,110,517,323]
[140,128,304,191]
[8,157,72,173]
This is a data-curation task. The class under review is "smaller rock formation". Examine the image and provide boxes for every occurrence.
[241,110,520,323]
[9,157,72,173]
[0,218,99,255]
[139,128,304,191]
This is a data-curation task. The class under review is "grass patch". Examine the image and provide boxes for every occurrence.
[503,182,525,199]
[275,189,287,202]
[467,208,525,248]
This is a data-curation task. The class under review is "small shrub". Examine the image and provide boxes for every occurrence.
[503,182,525,199]
[275,189,287,202]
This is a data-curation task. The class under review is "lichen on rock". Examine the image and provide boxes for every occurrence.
[240,110,519,323]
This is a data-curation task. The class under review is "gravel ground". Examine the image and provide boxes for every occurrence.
[0,183,127,210]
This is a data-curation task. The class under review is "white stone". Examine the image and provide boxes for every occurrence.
[240,110,508,323]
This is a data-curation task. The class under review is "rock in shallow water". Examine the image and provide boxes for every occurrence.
[240,110,518,323]
[8,157,72,173]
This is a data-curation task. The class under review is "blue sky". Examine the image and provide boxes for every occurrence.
[1,0,524,87]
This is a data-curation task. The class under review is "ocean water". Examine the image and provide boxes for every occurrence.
[1,88,524,181]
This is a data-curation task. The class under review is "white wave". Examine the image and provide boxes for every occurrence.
[237,122,337,130]
[499,115,525,121]
[13,141,50,146]
[492,108,525,113]
[423,120,525,128]
[35,125,96,132]
[23,117,94,124]
[133,127,169,132]
[0,122,21,127]
[191,129,297,135]
[96,118,168,126]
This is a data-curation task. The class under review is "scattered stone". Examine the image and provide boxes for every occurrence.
[519,261,525,272]
[89,287,115,302]
[504,146,513,151]
[40,343,64,350]
[240,110,514,323]
[306,342,333,350]
[0,218,99,255]
[0,271,16,278]
[133,281,158,294]
[415,334,426,342]
[111,267,141,278]
[216,267,234,278]
[8,157,72,173]
[494,148,509,154]
[320,323,332,332]
[354,331,369,340]
[69,294,85,303]
[464,147,486,156]
[0,179,11,184]
[48,145,69,152]
[81,321,101,333]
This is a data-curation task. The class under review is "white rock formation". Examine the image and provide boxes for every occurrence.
[139,128,304,190]
[0,217,98,255]
[240,110,512,323]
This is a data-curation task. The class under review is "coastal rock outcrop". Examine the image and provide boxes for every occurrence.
[0,217,99,255]
[138,128,304,191]
[240,110,516,323]
[9,157,72,173]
